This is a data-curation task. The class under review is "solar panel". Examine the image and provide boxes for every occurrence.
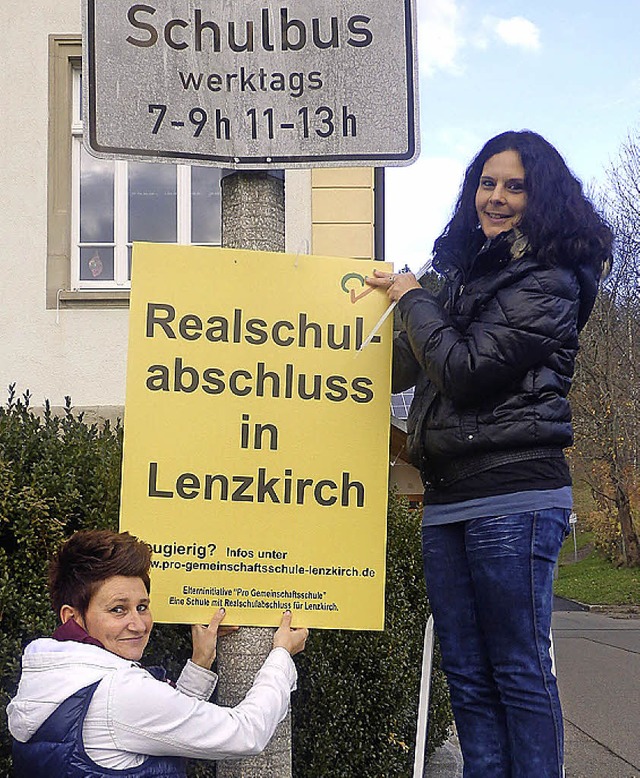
[390,388,414,420]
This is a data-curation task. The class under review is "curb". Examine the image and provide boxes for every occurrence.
[555,595,640,618]
[587,604,640,617]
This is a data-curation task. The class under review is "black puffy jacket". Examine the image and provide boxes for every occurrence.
[393,229,600,481]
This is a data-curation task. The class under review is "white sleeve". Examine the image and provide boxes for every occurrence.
[175,659,218,700]
[105,647,297,760]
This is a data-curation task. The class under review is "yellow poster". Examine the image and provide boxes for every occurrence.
[120,244,393,629]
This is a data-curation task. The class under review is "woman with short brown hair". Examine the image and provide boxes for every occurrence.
[8,529,307,776]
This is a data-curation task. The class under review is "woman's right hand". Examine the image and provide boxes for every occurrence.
[365,268,421,302]
[273,611,308,656]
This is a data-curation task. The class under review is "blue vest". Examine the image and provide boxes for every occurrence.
[12,681,187,777]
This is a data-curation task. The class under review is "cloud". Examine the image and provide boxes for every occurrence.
[416,5,540,78]
[481,16,541,51]
[418,0,465,77]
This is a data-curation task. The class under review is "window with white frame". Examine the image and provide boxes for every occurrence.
[71,68,222,289]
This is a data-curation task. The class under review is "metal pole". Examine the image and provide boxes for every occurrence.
[216,169,289,778]
[569,511,578,563]
[413,614,435,778]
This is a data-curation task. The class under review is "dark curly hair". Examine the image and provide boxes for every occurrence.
[48,530,152,619]
[433,130,613,275]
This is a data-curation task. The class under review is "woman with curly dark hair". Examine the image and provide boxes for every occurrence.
[367,130,613,777]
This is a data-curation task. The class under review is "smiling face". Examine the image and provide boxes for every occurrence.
[475,149,528,239]
[67,575,153,661]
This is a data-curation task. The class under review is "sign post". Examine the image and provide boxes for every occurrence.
[217,170,288,777]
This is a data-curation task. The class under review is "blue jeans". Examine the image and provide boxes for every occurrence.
[422,509,570,777]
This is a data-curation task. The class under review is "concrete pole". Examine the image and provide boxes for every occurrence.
[221,171,285,253]
[216,170,290,778]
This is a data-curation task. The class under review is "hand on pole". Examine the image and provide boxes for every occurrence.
[273,611,309,656]
[191,608,239,669]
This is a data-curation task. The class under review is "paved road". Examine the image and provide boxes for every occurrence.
[425,600,640,778]
[554,606,640,777]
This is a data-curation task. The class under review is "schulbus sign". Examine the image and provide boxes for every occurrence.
[82,0,419,168]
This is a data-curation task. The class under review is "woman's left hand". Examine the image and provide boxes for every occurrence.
[365,268,421,302]
[191,608,239,670]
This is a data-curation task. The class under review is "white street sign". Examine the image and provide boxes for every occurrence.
[83,0,419,169]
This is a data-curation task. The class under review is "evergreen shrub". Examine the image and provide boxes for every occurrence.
[0,388,451,777]
[0,387,125,776]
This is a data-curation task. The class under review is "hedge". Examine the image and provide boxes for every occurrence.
[0,387,451,776]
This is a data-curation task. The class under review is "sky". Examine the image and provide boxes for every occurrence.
[386,0,640,271]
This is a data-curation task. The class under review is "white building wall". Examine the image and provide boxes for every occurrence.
[0,2,311,411]
[2,1,86,408]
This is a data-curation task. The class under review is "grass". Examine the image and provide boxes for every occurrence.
[553,469,640,605]
[558,527,594,564]
[555,529,640,606]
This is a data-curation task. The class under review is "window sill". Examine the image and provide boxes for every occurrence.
[57,290,130,309]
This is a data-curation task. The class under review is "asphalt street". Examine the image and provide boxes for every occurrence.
[554,604,640,777]
[424,599,640,778]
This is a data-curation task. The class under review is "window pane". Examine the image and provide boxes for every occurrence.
[191,167,222,244]
[80,147,114,243]
[80,247,114,281]
[128,162,177,242]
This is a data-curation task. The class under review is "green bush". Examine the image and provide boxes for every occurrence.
[0,387,125,775]
[0,388,451,776]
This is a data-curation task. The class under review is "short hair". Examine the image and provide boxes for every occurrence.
[48,530,152,619]
[433,130,613,276]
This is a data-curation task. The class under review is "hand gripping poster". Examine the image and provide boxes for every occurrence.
[120,243,393,629]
